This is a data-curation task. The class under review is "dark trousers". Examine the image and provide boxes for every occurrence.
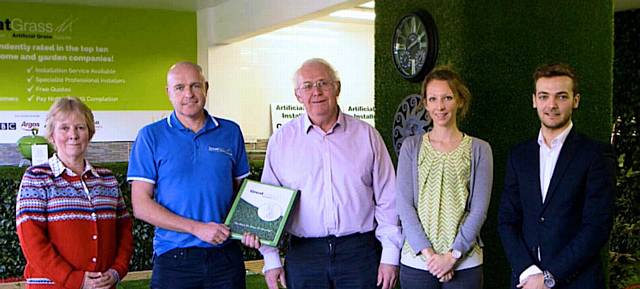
[151,241,246,289]
[284,231,381,289]
[399,264,483,289]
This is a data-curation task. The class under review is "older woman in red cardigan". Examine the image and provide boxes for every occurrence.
[16,96,133,289]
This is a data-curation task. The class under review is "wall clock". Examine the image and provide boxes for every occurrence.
[391,10,438,82]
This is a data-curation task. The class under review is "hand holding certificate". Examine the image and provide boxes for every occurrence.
[225,179,298,247]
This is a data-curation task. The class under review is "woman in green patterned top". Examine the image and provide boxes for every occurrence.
[396,66,493,289]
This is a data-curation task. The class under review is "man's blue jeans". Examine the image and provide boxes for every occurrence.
[151,241,246,289]
[284,232,381,289]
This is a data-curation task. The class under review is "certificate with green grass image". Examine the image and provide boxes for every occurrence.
[225,179,298,247]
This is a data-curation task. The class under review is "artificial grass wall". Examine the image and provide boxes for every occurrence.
[0,162,264,279]
[375,1,613,288]
[610,8,640,289]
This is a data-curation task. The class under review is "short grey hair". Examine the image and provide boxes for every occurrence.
[167,61,206,82]
[292,58,340,86]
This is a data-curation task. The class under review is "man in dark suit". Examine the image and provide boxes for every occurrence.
[498,63,616,289]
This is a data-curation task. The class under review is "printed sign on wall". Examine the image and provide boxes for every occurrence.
[270,103,375,134]
[0,3,196,142]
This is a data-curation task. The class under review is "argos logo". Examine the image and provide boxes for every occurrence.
[21,121,40,131]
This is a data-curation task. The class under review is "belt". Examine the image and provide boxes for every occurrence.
[289,231,376,259]
[290,231,375,243]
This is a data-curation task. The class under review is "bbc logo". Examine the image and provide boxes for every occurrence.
[0,122,17,130]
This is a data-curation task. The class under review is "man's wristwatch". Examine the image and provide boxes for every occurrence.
[543,270,556,288]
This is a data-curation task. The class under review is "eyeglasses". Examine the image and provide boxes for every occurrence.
[297,80,335,92]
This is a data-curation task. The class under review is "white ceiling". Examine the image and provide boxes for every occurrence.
[7,0,640,12]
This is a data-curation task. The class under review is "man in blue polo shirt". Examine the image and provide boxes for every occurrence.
[128,61,250,289]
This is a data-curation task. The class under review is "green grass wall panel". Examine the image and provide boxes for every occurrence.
[375,1,613,288]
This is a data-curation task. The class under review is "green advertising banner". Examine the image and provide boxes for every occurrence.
[0,2,196,143]
[0,2,196,110]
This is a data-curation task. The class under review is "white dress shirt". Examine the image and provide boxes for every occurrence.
[519,122,573,283]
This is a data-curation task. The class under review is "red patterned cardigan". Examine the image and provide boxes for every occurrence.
[15,156,133,289]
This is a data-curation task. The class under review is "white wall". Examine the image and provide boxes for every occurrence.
[207,20,374,141]
[196,0,368,78]
[198,0,368,45]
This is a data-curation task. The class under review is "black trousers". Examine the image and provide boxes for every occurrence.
[284,232,381,289]
[151,241,246,289]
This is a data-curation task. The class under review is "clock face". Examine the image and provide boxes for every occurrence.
[392,11,438,82]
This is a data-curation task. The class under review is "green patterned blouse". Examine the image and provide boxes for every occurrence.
[416,133,479,256]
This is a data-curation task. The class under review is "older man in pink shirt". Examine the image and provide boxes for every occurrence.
[243,58,402,289]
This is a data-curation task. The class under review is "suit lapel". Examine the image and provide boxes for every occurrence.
[542,128,579,209]
[524,140,544,207]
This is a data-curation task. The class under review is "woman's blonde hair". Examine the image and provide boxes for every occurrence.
[421,66,472,121]
[45,96,96,141]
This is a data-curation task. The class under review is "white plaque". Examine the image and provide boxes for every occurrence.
[31,144,48,166]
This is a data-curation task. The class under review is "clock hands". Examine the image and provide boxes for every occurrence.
[392,11,438,81]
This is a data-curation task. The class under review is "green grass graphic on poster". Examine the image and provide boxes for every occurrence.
[0,2,196,110]
[229,199,281,241]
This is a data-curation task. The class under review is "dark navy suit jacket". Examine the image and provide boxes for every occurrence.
[498,128,615,289]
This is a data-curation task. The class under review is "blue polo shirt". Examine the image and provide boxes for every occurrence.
[127,110,250,256]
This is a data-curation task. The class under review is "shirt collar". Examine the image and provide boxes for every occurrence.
[537,121,573,148]
[49,153,99,178]
[303,108,344,134]
[167,110,219,131]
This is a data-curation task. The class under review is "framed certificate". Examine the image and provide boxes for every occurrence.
[225,179,298,247]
